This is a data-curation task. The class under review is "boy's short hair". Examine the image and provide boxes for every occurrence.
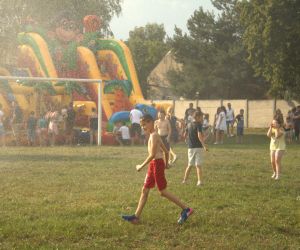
[159,109,166,114]
[141,114,154,123]
[240,109,244,112]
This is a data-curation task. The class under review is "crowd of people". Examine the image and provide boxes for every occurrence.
[183,102,245,144]
[121,103,299,225]
[0,101,99,147]
[0,101,299,148]
[184,102,300,145]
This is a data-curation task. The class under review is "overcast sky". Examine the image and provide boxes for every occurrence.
[110,0,215,40]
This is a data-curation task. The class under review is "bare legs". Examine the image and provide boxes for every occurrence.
[275,150,284,179]
[270,151,276,178]
[196,166,203,184]
[90,130,97,145]
[183,165,202,185]
[159,189,187,209]
[270,150,284,180]
[135,187,187,218]
[215,130,224,144]
[169,147,177,163]
[135,187,150,218]
[219,130,224,144]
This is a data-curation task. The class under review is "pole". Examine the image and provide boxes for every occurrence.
[0,75,102,83]
[97,80,102,146]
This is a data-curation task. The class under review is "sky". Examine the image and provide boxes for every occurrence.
[110,0,215,40]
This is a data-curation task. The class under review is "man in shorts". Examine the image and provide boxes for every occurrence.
[122,114,193,225]
[154,109,171,151]
[182,111,208,186]
[129,107,143,145]
[226,103,235,137]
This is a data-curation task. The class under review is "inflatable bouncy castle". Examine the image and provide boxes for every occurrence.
[0,14,169,144]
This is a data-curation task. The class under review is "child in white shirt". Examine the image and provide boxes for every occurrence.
[119,122,131,145]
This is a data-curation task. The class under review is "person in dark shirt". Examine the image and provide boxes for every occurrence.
[11,101,23,146]
[166,106,179,164]
[89,107,98,145]
[293,105,300,141]
[65,103,76,145]
[27,111,37,146]
[182,111,208,186]
[235,109,245,144]
[184,103,196,124]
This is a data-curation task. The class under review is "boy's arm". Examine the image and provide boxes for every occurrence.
[183,129,187,139]
[167,120,171,142]
[198,131,208,151]
[154,120,158,133]
[183,127,188,144]
[159,136,169,168]
[233,115,238,125]
[136,134,158,172]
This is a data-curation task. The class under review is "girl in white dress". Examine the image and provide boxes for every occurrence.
[215,106,227,144]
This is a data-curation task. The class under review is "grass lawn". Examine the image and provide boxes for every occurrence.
[0,134,299,249]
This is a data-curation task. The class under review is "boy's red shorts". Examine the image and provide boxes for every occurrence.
[144,159,167,191]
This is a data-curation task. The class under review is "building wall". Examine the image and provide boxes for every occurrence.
[150,99,299,128]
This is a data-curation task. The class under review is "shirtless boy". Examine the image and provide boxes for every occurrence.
[122,114,193,225]
[154,109,171,151]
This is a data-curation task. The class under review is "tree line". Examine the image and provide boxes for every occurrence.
[0,0,299,100]
[127,0,299,100]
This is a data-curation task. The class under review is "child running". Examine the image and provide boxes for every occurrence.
[182,111,208,186]
[122,114,193,225]
[267,117,286,180]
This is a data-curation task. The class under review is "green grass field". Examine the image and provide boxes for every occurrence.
[0,134,299,249]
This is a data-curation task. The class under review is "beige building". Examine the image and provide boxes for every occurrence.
[147,50,182,100]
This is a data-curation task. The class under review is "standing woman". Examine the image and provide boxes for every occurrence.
[166,106,179,164]
[267,117,286,180]
[213,107,221,143]
[215,106,227,144]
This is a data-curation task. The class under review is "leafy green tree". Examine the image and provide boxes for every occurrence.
[127,23,170,97]
[169,0,268,99]
[239,0,300,99]
[0,0,122,63]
